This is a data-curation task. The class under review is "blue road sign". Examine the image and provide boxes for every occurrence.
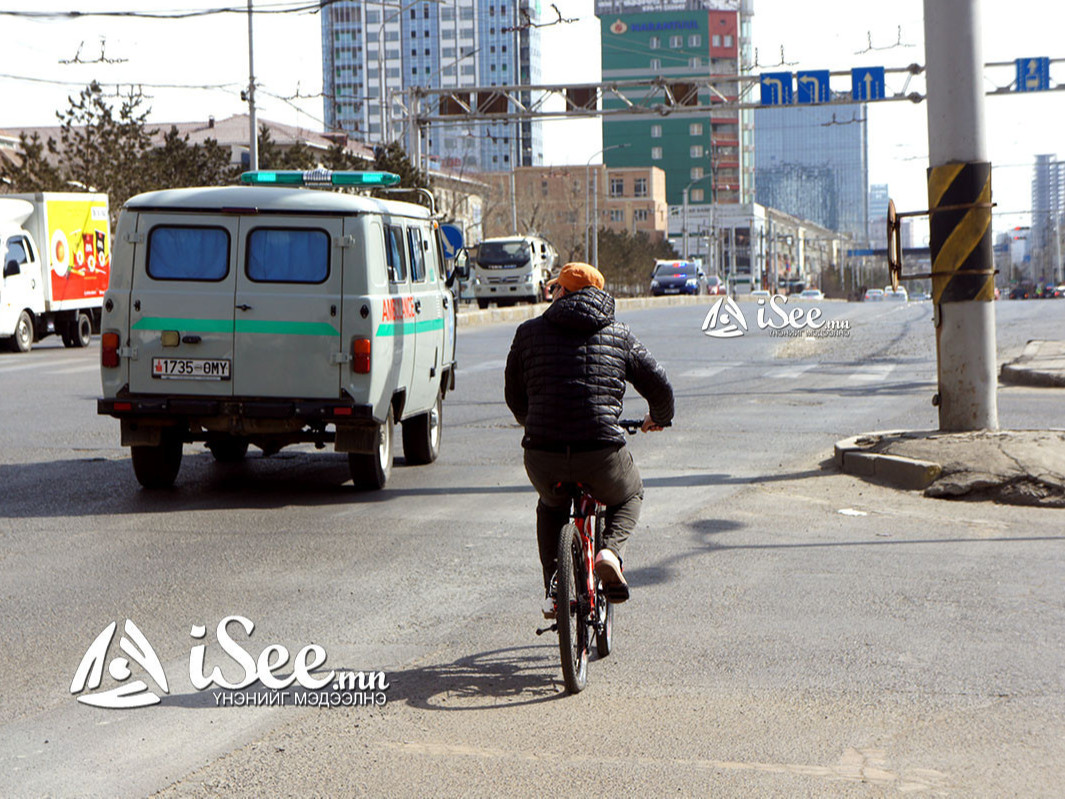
[851,66,885,101]
[1015,57,1051,92]
[759,71,793,106]
[796,70,831,104]
[439,223,465,259]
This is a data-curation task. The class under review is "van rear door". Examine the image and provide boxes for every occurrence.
[231,218,344,399]
[128,216,237,396]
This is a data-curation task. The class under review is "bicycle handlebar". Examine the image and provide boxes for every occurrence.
[618,418,672,434]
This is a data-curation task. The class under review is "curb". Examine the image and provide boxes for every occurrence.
[456,294,709,329]
[834,431,943,491]
[999,339,1065,388]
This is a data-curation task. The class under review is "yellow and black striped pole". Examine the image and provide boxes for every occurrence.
[924,0,998,431]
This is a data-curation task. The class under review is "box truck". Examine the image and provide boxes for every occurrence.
[0,192,110,352]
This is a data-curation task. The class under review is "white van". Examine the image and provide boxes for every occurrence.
[97,170,457,490]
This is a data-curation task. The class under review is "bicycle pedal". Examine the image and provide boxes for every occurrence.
[535,624,558,636]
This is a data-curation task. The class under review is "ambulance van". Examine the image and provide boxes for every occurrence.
[97,170,458,490]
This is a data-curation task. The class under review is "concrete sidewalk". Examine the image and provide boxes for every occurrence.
[455,294,708,328]
[835,340,1065,507]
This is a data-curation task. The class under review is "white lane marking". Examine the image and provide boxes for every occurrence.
[462,359,507,373]
[51,364,101,375]
[765,363,817,379]
[847,364,895,383]
[680,362,742,379]
[0,357,86,374]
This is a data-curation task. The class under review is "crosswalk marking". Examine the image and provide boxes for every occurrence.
[462,359,507,373]
[847,364,895,383]
[765,363,817,380]
[0,357,87,375]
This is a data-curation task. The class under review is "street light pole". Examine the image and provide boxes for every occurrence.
[682,173,714,262]
[246,0,258,170]
[584,143,628,263]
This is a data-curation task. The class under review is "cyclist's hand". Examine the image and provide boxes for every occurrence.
[641,412,664,432]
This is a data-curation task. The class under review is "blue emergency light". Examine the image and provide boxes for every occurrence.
[240,169,402,187]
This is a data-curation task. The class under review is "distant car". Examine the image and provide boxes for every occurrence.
[650,261,706,296]
[749,289,771,299]
[863,288,885,302]
[1010,283,1034,300]
[1045,284,1064,299]
[909,290,931,302]
[884,286,908,301]
[705,275,725,295]
[798,289,824,300]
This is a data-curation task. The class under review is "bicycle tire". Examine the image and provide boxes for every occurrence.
[594,514,614,658]
[556,523,588,694]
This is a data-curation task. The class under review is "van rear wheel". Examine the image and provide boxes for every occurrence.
[402,391,442,465]
[131,428,184,489]
[349,409,393,490]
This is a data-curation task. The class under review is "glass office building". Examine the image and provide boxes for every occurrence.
[754,103,869,239]
[321,0,543,171]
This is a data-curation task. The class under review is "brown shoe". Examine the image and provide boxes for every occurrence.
[594,550,629,603]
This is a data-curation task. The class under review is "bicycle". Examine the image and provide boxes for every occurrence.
[536,418,654,694]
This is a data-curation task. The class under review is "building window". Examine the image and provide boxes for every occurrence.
[649,36,660,50]
[690,166,703,180]
[689,123,703,136]
[541,180,549,197]
[724,34,733,47]
[690,145,704,158]
[689,57,701,69]
[609,177,624,197]
[633,209,649,222]
[609,209,624,222]
[688,34,701,47]
[712,34,721,47]
[691,189,704,202]
[633,178,647,197]
[669,35,682,48]
[650,58,661,71]
[651,147,662,160]
[650,124,662,138]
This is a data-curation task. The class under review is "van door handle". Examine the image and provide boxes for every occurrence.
[236,304,252,311]
[414,299,422,313]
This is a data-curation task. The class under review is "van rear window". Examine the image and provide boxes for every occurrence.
[246,228,329,284]
[147,226,229,281]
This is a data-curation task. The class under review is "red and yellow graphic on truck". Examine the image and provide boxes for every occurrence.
[46,199,110,303]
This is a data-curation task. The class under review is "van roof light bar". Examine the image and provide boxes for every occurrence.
[240,170,402,187]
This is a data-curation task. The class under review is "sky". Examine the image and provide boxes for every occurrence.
[2,0,1062,242]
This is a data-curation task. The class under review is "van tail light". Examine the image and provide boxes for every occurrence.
[352,337,371,374]
[101,332,120,368]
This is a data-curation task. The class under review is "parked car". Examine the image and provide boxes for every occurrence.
[1010,282,1036,299]
[798,289,824,300]
[1044,284,1063,299]
[884,286,908,301]
[863,288,885,302]
[650,261,707,296]
[706,275,725,295]
[910,290,931,301]
[749,289,771,300]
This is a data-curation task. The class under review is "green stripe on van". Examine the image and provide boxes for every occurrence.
[376,318,445,337]
[132,317,339,336]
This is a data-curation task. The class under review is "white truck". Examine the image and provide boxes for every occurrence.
[97,169,458,491]
[1,192,110,352]
[468,235,558,308]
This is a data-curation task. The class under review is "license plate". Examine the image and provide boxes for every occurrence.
[664,288,680,294]
[151,358,230,380]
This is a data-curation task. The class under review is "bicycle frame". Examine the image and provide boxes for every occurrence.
[572,488,601,618]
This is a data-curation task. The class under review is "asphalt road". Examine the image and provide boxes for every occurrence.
[1,297,1063,797]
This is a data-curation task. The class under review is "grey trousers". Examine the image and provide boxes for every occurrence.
[523,444,643,592]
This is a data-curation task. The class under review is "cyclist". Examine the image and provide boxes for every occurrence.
[504,262,674,618]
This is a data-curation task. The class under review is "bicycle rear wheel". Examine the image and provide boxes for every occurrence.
[556,523,589,694]
[594,514,613,658]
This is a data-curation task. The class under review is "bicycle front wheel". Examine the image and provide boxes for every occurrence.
[556,523,589,694]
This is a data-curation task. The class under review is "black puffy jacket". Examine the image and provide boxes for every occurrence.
[504,287,674,448]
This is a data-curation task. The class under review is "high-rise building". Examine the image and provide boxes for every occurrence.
[754,103,869,240]
[595,0,755,207]
[321,0,542,172]
[1031,154,1063,248]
